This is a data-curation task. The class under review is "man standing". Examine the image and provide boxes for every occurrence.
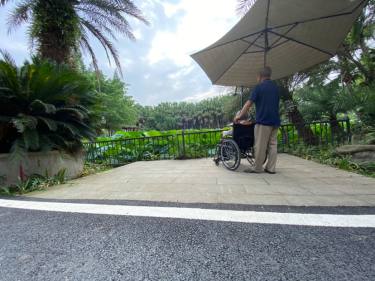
[234,67,280,174]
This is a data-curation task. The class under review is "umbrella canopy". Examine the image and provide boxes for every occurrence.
[191,0,367,87]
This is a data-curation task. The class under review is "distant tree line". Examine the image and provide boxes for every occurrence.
[136,96,239,131]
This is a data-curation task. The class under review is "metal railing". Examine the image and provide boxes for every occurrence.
[84,119,351,166]
[278,118,351,152]
[84,129,224,166]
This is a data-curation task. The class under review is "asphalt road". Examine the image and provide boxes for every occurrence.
[0,201,375,281]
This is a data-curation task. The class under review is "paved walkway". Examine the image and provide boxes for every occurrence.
[27,154,375,206]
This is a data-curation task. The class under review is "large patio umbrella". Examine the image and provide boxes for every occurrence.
[191,0,367,87]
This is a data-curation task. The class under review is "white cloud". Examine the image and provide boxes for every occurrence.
[147,0,238,66]
[133,29,143,40]
[167,65,195,79]
[1,41,29,53]
[139,0,161,22]
[183,86,229,102]
[121,57,134,68]
[162,2,183,17]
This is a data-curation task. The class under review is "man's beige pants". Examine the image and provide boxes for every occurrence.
[254,124,278,173]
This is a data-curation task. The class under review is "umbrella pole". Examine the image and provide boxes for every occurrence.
[264,48,267,67]
[241,86,244,108]
[264,0,271,67]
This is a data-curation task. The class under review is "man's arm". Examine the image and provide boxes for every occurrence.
[234,100,253,123]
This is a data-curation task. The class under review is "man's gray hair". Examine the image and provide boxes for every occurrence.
[259,66,272,78]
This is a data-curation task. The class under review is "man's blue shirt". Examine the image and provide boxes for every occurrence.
[250,79,280,127]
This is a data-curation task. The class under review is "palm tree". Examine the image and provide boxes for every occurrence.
[0,0,148,72]
[339,0,375,85]
[278,75,319,145]
[236,0,257,15]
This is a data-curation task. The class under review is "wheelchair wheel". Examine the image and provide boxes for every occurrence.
[245,148,268,167]
[220,139,241,171]
[245,148,255,167]
[213,144,221,166]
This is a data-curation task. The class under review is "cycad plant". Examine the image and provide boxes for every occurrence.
[0,56,96,159]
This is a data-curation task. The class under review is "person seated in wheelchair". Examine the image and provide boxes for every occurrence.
[222,111,254,138]
[214,111,256,169]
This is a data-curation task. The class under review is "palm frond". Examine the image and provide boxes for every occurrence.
[38,116,58,131]
[9,139,27,164]
[79,0,148,25]
[0,49,16,66]
[22,128,39,150]
[7,0,33,33]
[80,35,99,74]
[80,20,122,75]
[56,121,80,136]
[56,107,86,120]
[12,114,38,133]
[0,0,12,5]
[77,8,118,40]
[76,7,127,39]
[237,0,257,15]
[76,0,148,73]
[38,134,54,152]
[29,99,56,114]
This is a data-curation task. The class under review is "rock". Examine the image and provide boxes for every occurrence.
[336,145,375,164]
[336,145,375,154]
[0,150,84,186]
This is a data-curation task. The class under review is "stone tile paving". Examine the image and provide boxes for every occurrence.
[27,154,375,206]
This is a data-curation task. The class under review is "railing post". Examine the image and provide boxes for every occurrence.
[346,117,351,144]
[330,120,334,146]
[182,129,186,159]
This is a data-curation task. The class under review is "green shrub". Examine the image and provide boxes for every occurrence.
[0,169,67,195]
[0,57,96,160]
[81,162,111,177]
[286,145,374,178]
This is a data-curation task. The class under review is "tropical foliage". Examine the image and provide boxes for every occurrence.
[86,71,138,133]
[0,0,148,71]
[137,95,246,131]
[0,57,96,159]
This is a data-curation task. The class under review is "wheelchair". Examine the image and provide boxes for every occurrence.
[214,123,256,171]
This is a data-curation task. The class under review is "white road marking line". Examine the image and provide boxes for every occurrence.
[0,199,374,228]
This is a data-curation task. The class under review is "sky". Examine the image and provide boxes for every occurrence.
[0,0,240,105]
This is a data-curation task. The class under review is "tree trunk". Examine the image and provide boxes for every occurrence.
[281,87,319,146]
[329,114,345,143]
[34,0,79,65]
[286,105,319,145]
